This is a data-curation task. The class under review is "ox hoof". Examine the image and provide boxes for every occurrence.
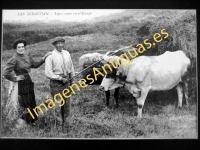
[177,104,183,108]
[62,121,70,129]
[137,115,142,119]
[177,106,183,110]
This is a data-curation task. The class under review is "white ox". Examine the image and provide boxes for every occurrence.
[99,50,191,118]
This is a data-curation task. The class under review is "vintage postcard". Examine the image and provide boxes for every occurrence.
[1,9,197,139]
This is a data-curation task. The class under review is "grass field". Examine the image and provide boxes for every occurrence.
[1,10,197,138]
[1,35,197,138]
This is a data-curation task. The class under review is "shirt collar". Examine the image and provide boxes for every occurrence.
[16,53,24,57]
[16,51,27,57]
[54,49,63,53]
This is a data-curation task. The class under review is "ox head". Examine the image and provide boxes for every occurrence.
[99,52,129,91]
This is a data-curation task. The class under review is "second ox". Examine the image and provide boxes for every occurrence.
[79,53,120,107]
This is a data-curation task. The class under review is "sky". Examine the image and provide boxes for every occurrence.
[3,9,124,23]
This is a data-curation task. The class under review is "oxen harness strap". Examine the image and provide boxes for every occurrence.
[118,62,129,88]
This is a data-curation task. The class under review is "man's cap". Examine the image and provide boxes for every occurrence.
[13,39,27,49]
[52,37,65,45]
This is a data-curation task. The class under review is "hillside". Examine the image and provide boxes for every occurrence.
[3,10,195,50]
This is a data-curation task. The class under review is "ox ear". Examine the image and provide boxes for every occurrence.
[114,71,121,84]
[115,71,127,84]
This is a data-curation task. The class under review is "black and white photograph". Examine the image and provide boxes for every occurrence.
[1,9,197,139]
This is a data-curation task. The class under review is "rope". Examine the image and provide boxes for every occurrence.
[68,45,132,81]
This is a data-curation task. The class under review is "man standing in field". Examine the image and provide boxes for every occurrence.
[45,37,75,127]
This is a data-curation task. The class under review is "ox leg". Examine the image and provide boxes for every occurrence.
[183,81,189,105]
[105,91,110,106]
[136,88,150,118]
[176,83,183,107]
[114,87,120,108]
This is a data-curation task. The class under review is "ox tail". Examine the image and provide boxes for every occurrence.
[181,50,192,74]
[185,52,194,74]
[187,54,191,73]
[180,51,194,102]
[181,51,195,105]
[180,51,192,83]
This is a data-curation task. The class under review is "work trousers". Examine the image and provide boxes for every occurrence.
[49,79,71,123]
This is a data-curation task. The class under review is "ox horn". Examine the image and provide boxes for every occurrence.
[102,52,112,62]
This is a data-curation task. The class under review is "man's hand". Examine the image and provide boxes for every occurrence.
[61,75,68,78]
[61,77,68,84]
[16,75,25,81]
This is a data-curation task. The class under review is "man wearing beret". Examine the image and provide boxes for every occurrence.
[45,37,75,127]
